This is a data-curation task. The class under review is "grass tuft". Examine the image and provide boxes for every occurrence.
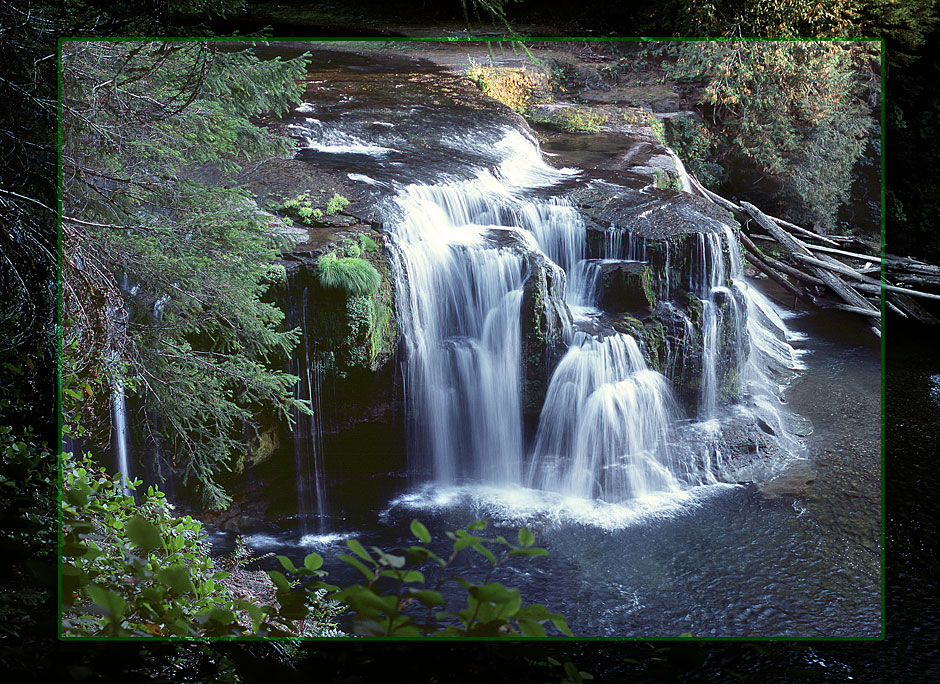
[317,252,381,297]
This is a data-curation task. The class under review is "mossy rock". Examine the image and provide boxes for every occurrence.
[519,252,571,413]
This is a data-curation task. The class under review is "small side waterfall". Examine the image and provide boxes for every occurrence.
[287,281,330,534]
[110,379,132,496]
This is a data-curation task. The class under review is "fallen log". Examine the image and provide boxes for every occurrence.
[884,254,940,276]
[741,202,881,325]
[855,280,940,303]
[803,243,882,264]
[743,251,811,303]
[888,292,940,324]
[791,252,880,285]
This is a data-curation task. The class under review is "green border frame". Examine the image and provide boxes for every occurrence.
[56,35,887,643]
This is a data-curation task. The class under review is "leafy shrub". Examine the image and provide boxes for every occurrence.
[60,451,342,637]
[466,60,551,113]
[317,252,381,297]
[60,450,570,639]
[277,519,572,637]
[281,191,347,225]
[340,237,361,258]
[664,41,878,229]
[358,233,380,254]
[325,192,349,215]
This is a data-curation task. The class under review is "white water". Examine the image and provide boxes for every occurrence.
[110,379,132,495]
[527,332,679,501]
[361,122,799,520]
[386,130,706,507]
[289,283,330,533]
[388,180,531,484]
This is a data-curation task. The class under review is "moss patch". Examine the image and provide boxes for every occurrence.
[466,61,551,113]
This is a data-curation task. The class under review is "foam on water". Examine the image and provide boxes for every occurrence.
[383,481,739,532]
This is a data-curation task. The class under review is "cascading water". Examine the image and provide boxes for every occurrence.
[383,126,801,511]
[385,131,701,507]
[388,180,531,485]
[287,278,330,534]
[526,332,679,501]
[110,379,132,496]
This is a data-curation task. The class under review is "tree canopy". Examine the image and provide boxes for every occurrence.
[61,41,310,506]
[661,40,880,231]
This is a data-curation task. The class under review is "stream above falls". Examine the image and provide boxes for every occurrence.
[199,44,880,637]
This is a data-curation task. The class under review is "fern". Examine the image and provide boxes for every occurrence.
[317,252,381,297]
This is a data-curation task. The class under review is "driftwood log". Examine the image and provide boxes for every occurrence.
[689,173,940,330]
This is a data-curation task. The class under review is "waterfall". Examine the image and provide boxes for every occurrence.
[366,122,798,512]
[386,131,690,504]
[388,180,530,484]
[110,378,132,496]
[526,332,679,501]
[288,280,330,534]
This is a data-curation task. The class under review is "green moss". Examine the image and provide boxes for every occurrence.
[719,366,742,403]
[317,252,381,297]
[648,114,666,144]
[614,315,666,373]
[640,265,657,309]
[358,233,380,254]
[654,168,682,191]
[686,293,703,331]
[528,107,607,133]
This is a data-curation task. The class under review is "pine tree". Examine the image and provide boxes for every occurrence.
[61,41,310,507]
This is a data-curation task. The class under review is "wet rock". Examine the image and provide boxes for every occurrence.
[520,250,572,414]
[758,459,818,500]
[589,259,651,313]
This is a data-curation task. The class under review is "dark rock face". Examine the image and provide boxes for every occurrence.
[271,232,403,439]
[588,259,651,313]
[519,250,572,415]
[560,181,748,416]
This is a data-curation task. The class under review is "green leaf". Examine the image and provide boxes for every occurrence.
[407,589,445,607]
[517,618,546,637]
[518,527,535,547]
[85,585,126,619]
[208,608,234,625]
[339,554,376,580]
[125,516,163,552]
[157,565,195,594]
[508,547,549,557]
[61,543,89,558]
[267,570,290,592]
[276,589,309,621]
[346,538,375,564]
[276,555,297,573]
[375,549,406,569]
[303,552,324,571]
[410,519,431,543]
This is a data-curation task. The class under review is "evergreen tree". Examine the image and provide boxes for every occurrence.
[663,40,880,231]
[61,41,310,507]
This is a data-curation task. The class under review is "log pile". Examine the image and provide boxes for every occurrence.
[686,174,940,336]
